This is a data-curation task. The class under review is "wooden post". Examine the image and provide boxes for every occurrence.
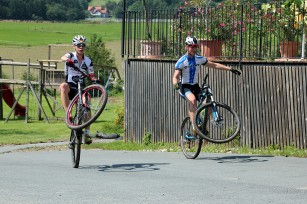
[38,61,43,120]
[25,60,30,123]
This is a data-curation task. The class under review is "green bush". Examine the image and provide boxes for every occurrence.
[114,106,124,128]
[143,132,152,146]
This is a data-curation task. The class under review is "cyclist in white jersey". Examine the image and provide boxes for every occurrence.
[172,36,241,134]
[60,35,99,144]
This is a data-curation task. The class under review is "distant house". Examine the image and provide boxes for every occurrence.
[88,6,109,18]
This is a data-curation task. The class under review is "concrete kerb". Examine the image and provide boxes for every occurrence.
[0,136,123,154]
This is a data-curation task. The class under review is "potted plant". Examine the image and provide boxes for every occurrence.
[262,0,306,58]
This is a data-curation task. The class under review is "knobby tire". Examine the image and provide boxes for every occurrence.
[194,102,240,143]
[70,129,82,168]
[65,84,108,130]
[180,117,203,159]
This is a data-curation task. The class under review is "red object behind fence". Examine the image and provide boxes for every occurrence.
[1,84,26,116]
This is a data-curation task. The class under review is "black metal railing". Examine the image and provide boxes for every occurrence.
[122,2,306,61]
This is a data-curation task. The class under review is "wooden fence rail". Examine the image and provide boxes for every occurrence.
[124,59,307,149]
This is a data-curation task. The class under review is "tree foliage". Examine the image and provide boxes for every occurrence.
[0,0,88,21]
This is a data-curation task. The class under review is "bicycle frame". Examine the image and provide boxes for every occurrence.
[197,74,222,124]
[69,79,85,149]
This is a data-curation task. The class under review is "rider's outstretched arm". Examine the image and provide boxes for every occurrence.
[205,61,241,75]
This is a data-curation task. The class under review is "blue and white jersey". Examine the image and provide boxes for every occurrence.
[64,51,94,84]
[175,54,207,85]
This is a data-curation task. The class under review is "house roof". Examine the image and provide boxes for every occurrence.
[87,6,108,14]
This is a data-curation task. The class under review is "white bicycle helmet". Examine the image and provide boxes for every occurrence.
[185,36,198,45]
[72,35,87,45]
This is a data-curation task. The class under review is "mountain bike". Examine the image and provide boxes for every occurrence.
[65,64,108,168]
[180,73,240,159]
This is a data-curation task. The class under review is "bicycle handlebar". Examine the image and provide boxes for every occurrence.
[66,62,98,83]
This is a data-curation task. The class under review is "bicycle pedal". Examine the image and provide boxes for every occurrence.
[185,135,196,140]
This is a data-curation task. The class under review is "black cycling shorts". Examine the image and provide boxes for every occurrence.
[68,82,78,100]
[180,84,201,101]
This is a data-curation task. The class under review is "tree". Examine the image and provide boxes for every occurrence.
[86,34,116,68]
[46,3,67,21]
[0,5,9,19]
[9,0,29,20]
[86,34,116,84]
[29,0,47,20]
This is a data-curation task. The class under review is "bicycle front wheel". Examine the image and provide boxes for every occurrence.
[194,102,240,143]
[70,129,82,168]
[65,84,108,130]
[180,117,203,159]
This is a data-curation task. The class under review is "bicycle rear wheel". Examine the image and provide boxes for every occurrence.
[65,84,108,130]
[194,102,240,143]
[70,129,82,168]
[180,117,203,159]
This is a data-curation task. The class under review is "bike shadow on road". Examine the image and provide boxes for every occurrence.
[78,163,170,172]
[196,155,273,163]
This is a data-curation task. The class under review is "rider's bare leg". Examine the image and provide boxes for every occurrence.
[59,82,70,112]
[185,93,197,134]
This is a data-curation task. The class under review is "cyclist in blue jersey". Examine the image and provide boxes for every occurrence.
[60,35,99,144]
[172,36,241,134]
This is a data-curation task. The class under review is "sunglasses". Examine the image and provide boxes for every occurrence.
[77,43,86,48]
[188,44,198,48]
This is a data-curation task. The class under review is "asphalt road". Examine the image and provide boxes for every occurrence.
[0,144,306,204]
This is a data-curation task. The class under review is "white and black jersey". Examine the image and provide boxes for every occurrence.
[64,51,94,85]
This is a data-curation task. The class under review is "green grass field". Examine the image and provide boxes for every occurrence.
[0,21,121,46]
[0,21,123,77]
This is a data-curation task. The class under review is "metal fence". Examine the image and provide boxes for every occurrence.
[124,59,307,149]
[122,2,306,60]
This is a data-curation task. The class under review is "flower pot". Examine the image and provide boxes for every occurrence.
[140,40,161,58]
[279,41,298,58]
[199,40,223,59]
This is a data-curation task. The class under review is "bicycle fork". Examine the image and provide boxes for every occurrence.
[211,102,223,126]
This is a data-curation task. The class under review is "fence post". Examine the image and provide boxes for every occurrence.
[258,3,263,60]
[301,1,305,59]
[0,57,3,120]
[239,4,244,69]
[121,0,126,58]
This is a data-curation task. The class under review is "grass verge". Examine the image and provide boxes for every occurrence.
[83,141,307,158]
